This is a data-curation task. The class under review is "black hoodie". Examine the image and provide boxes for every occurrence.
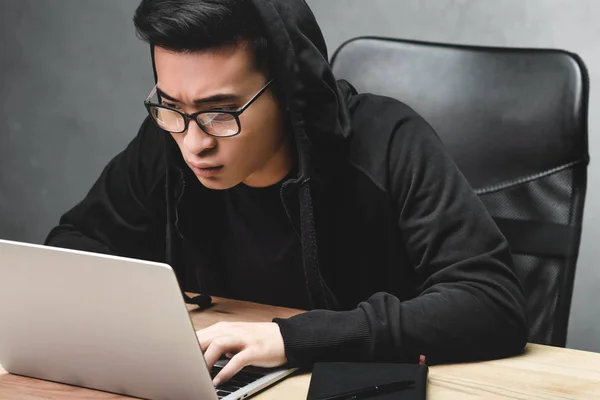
[46,0,528,366]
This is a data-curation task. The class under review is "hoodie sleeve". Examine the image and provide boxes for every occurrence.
[45,117,166,261]
[275,115,528,366]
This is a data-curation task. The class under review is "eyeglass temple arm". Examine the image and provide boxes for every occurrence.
[145,85,158,103]
[237,78,275,112]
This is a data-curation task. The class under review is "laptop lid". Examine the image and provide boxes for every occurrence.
[0,239,218,400]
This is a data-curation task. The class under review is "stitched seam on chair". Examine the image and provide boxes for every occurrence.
[568,168,576,224]
[474,160,586,195]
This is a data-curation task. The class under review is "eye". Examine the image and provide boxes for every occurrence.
[161,101,179,109]
[211,105,239,112]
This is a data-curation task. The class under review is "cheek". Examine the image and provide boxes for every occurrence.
[171,134,188,157]
[240,105,286,151]
[236,123,280,162]
[221,133,259,167]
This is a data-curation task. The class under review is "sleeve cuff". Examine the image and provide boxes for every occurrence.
[273,308,371,367]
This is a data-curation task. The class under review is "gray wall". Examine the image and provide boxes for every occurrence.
[0,0,152,243]
[0,0,598,352]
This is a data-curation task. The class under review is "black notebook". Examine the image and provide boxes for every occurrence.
[307,362,428,400]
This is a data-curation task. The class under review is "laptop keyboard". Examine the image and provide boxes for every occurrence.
[211,365,267,399]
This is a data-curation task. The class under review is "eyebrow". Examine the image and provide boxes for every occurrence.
[156,87,241,105]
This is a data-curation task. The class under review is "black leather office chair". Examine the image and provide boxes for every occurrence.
[331,37,589,347]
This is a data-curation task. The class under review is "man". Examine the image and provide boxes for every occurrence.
[45,0,528,387]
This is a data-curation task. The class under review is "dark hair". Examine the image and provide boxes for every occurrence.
[133,0,270,73]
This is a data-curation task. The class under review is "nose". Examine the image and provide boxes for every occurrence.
[183,120,217,155]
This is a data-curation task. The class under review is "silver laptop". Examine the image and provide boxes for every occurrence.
[0,239,297,400]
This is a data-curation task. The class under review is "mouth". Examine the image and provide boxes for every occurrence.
[189,163,224,178]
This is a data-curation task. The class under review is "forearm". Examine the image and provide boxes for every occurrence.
[274,281,527,367]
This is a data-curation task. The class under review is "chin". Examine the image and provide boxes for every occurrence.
[197,176,238,190]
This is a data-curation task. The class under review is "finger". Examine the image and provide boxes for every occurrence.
[196,327,220,349]
[196,322,240,350]
[197,321,237,336]
[204,336,245,371]
[225,353,234,359]
[213,351,252,387]
[197,331,215,353]
[197,329,229,353]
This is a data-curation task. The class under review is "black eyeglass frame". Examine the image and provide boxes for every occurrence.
[143,78,275,137]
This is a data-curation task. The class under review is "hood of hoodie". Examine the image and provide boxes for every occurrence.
[249,0,352,178]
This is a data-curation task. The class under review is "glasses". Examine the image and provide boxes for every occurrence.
[144,79,275,137]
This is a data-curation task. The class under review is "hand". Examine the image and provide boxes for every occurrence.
[196,322,287,386]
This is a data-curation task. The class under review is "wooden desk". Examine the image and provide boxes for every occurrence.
[1,297,599,399]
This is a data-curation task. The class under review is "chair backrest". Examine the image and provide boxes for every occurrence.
[331,37,589,347]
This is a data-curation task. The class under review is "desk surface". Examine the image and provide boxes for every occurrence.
[1,297,599,399]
